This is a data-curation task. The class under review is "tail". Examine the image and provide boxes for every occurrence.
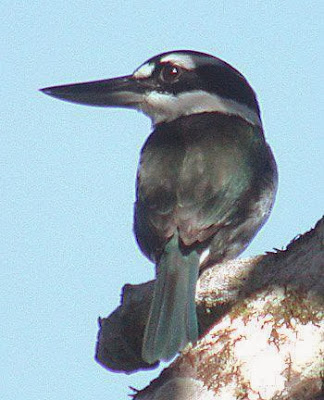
[142,234,199,364]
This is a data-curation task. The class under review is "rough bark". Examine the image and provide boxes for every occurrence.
[96,217,324,399]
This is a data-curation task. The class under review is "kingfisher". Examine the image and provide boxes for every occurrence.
[41,50,278,365]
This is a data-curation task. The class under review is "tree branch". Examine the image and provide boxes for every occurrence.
[96,217,324,399]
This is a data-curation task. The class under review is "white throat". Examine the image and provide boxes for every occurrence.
[138,90,262,127]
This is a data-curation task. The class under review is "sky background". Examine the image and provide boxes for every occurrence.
[1,1,323,399]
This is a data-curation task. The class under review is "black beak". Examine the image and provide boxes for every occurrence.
[40,75,147,109]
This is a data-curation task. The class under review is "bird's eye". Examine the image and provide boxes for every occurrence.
[160,64,182,83]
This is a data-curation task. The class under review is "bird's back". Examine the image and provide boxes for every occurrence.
[135,112,277,264]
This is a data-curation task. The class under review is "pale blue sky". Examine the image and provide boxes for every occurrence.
[1,1,323,399]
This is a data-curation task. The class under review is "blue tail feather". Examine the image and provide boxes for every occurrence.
[142,234,199,364]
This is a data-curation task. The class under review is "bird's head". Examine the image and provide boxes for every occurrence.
[41,50,261,127]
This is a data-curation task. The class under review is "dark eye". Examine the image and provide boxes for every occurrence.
[160,64,182,82]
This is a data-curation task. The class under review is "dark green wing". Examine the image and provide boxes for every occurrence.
[135,113,275,260]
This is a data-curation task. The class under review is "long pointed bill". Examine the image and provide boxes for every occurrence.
[40,75,147,109]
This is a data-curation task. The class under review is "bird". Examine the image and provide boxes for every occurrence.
[41,50,278,365]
